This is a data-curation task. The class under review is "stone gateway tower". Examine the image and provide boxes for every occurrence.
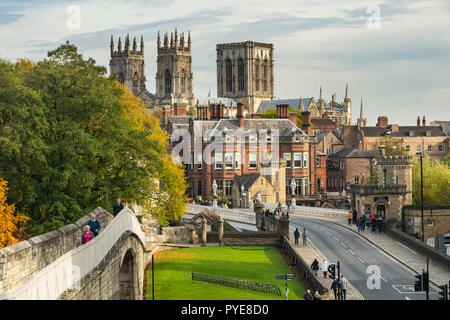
[216,41,274,115]
[155,30,194,107]
[109,34,147,98]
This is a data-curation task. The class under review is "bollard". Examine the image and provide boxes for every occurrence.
[201,217,207,246]
[218,217,224,245]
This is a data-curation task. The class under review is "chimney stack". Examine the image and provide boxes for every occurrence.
[288,112,297,126]
[237,103,245,128]
[417,116,421,127]
[276,104,289,118]
[422,116,426,127]
[301,111,312,136]
[376,116,388,128]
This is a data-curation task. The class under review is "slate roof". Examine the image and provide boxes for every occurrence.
[316,132,328,142]
[235,174,262,190]
[360,126,447,137]
[204,118,308,139]
[311,118,336,126]
[430,121,450,136]
[258,98,313,113]
[332,148,375,158]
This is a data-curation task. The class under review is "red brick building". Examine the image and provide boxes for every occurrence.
[167,104,320,206]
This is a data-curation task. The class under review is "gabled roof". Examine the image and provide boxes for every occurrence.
[235,174,262,190]
[258,98,313,113]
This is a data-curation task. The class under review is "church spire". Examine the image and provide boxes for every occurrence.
[188,30,191,50]
[132,37,137,52]
[345,83,349,99]
[164,32,168,48]
[360,98,364,120]
[118,36,122,53]
[175,29,178,49]
[157,31,161,49]
[125,33,130,53]
[110,35,114,55]
[140,35,144,55]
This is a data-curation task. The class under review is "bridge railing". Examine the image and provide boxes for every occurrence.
[185,204,256,225]
[0,208,146,300]
[263,203,348,217]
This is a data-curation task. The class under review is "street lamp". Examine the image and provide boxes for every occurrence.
[240,184,244,208]
[416,151,424,242]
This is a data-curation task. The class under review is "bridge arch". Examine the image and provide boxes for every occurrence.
[119,248,138,300]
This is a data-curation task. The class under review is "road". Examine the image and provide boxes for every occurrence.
[291,216,439,300]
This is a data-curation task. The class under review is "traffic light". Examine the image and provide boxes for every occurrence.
[438,284,448,301]
[414,273,423,292]
[423,271,429,292]
[328,263,336,280]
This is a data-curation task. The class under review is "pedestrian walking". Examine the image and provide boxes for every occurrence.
[352,209,358,225]
[303,289,313,300]
[357,218,361,232]
[302,228,307,246]
[113,198,124,217]
[365,214,370,230]
[293,228,300,245]
[321,260,328,279]
[347,211,353,226]
[81,225,94,244]
[88,214,101,237]
[311,258,320,276]
[360,216,366,232]
[377,216,383,233]
[340,276,348,300]
[370,215,377,233]
[331,278,339,300]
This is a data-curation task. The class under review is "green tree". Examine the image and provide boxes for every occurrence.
[260,106,302,128]
[0,42,187,235]
[372,136,409,156]
[412,157,450,205]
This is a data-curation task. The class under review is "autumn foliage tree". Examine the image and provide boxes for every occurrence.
[0,42,187,235]
[412,157,450,206]
[0,178,29,248]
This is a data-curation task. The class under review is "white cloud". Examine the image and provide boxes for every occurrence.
[0,0,449,124]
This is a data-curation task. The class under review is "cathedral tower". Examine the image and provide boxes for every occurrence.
[216,41,274,115]
[109,34,147,97]
[155,30,194,106]
[343,83,352,125]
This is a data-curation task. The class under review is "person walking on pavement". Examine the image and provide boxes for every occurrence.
[340,276,348,300]
[360,216,366,232]
[331,278,339,300]
[302,228,307,246]
[293,228,300,245]
[88,214,101,237]
[321,259,328,279]
[347,211,353,226]
[370,214,377,233]
[365,214,370,230]
[311,258,320,276]
[113,198,124,217]
[303,289,313,300]
[376,216,383,233]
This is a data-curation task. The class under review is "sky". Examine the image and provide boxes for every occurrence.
[0,0,449,125]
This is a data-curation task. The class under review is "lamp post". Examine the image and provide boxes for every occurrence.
[416,151,424,242]
[240,184,244,208]
[212,179,218,208]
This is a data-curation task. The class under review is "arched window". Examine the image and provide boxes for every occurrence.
[132,72,139,94]
[117,72,124,84]
[225,58,232,92]
[426,237,435,248]
[180,68,186,94]
[263,59,268,92]
[165,69,172,94]
[238,58,245,91]
[255,58,260,92]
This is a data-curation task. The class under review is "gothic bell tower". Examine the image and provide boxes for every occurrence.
[109,34,147,97]
[155,29,194,107]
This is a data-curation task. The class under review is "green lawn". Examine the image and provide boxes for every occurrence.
[146,246,305,300]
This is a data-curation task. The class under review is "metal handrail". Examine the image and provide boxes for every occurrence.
[0,208,146,300]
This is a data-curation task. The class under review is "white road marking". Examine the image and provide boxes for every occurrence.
[357,257,366,264]
[405,296,411,300]
[348,249,356,255]
[340,242,348,249]
[380,275,388,283]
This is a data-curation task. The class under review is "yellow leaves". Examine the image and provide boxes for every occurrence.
[412,157,450,205]
[0,178,30,249]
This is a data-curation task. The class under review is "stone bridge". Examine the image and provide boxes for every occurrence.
[0,207,151,300]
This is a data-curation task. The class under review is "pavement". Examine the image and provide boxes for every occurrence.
[288,225,362,300]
